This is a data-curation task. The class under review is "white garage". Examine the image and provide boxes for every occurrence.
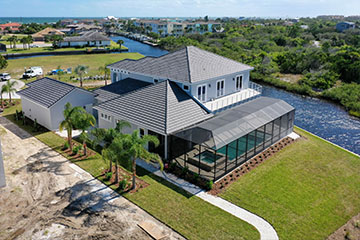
[17,77,96,131]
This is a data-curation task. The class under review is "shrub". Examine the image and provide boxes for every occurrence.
[62,141,70,150]
[193,173,200,183]
[72,145,81,155]
[355,220,360,228]
[105,171,112,181]
[206,180,213,190]
[169,162,177,172]
[118,179,128,191]
[181,166,189,177]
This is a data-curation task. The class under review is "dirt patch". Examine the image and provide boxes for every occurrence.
[277,73,303,84]
[328,213,360,240]
[0,118,183,240]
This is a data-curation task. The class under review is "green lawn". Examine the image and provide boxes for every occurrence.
[2,52,144,80]
[221,127,360,240]
[4,40,127,54]
[1,101,259,240]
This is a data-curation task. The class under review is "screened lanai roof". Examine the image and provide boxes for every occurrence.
[173,97,295,149]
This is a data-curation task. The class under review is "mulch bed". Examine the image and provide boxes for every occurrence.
[327,213,360,240]
[208,136,300,195]
[100,165,149,193]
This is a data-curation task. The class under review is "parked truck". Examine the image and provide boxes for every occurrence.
[22,67,43,79]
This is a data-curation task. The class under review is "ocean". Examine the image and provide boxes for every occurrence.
[0,17,104,24]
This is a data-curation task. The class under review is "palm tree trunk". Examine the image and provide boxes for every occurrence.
[115,164,118,184]
[1,94,3,109]
[83,140,87,156]
[68,129,72,151]
[80,76,83,87]
[132,157,136,190]
[8,92,11,104]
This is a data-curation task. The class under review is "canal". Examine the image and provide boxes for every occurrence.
[115,36,359,155]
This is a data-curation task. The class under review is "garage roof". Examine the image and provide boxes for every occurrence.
[17,77,95,108]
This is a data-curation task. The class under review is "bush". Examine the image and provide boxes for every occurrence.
[193,173,200,183]
[118,179,128,191]
[72,145,82,155]
[105,171,112,181]
[62,141,70,150]
[181,166,189,177]
[169,162,177,172]
[206,180,213,190]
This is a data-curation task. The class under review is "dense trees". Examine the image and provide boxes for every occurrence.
[0,56,7,70]
[158,18,360,116]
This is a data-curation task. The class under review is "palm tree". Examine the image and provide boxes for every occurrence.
[107,136,131,183]
[74,65,89,87]
[26,36,33,49]
[127,130,163,190]
[75,110,96,156]
[98,63,111,85]
[21,37,27,49]
[11,35,18,49]
[2,80,17,103]
[59,103,84,151]
[0,85,7,108]
[102,148,116,176]
[116,39,124,49]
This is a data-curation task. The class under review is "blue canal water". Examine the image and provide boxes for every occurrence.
[262,86,360,155]
[110,36,168,57]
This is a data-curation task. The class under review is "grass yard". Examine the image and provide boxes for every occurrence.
[1,101,260,240]
[221,127,360,240]
[4,40,127,54]
[2,52,144,80]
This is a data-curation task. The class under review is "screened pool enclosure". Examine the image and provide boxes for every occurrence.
[169,97,295,181]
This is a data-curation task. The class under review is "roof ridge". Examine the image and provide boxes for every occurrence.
[185,46,192,83]
[164,80,169,134]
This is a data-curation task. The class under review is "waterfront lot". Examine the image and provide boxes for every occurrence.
[221,127,360,240]
[1,52,143,80]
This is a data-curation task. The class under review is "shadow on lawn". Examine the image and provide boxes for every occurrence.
[136,166,194,199]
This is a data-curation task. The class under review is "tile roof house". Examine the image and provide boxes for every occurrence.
[59,31,111,47]
[18,78,95,130]
[19,46,295,181]
[0,22,22,32]
[336,21,356,32]
[31,27,65,41]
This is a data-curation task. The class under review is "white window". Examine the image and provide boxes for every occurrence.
[216,79,225,97]
[197,85,206,102]
[101,113,111,122]
[235,75,243,91]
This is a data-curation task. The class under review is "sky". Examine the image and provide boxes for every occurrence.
[1,0,360,18]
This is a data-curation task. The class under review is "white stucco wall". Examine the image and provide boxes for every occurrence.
[190,70,250,102]
[59,40,111,47]
[21,97,52,130]
[49,89,95,130]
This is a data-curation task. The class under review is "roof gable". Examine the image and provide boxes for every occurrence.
[17,77,94,108]
[108,46,253,83]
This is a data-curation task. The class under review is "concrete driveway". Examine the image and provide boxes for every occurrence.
[0,79,25,99]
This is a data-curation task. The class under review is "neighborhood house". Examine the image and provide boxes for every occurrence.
[19,46,295,181]
[31,27,65,41]
[59,31,111,47]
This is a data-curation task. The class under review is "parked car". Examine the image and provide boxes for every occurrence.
[0,73,11,81]
[22,67,43,79]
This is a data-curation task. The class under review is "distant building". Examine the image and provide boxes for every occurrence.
[64,24,102,35]
[134,19,222,36]
[300,25,309,30]
[317,15,345,20]
[59,31,111,47]
[0,22,21,32]
[336,22,356,32]
[32,27,65,41]
[0,43,6,52]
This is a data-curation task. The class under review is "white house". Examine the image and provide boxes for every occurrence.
[17,78,96,130]
[59,31,111,48]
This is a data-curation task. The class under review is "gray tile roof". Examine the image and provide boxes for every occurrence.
[94,80,212,135]
[63,31,110,42]
[17,77,95,108]
[108,46,253,83]
[93,78,152,102]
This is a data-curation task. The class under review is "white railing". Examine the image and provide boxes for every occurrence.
[204,81,262,112]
